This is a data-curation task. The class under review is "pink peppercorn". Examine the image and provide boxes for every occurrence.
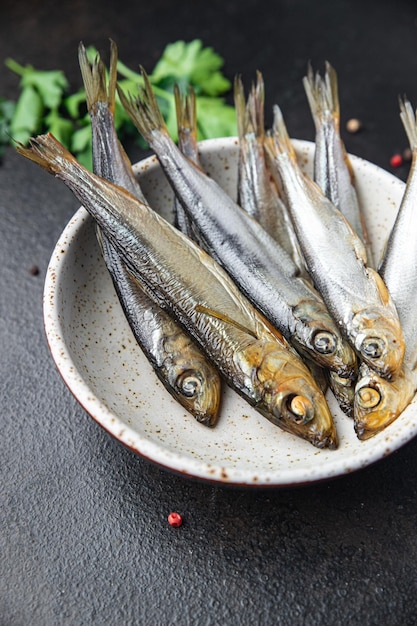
[168,512,183,527]
[390,154,403,168]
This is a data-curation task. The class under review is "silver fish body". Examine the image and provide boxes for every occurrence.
[303,62,373,266]
[379,98,417,361]
[79,42,146,202]
[264,106,405,381]
[354,98,417,438]
[173,86,201,240]
[234,73,306,272]
[118,77,357,381]
[79,41,222,425]
[18,133,338,448]
[235,73,355,415]
[98,231,222,424]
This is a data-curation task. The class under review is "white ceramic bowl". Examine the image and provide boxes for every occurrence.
[43,137,417,486]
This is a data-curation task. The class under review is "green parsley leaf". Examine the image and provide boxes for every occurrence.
[44,108,74,146]
[195,96,237,140]
[70,122,93,170]
[151,40,231,96]
[5,59,68,109]
[3,39,236,164]
[64,90,88,119]
[0,97,16,157]
[9,84,44,144]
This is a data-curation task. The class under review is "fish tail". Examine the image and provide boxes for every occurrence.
[324,61,340,117]
[78,40,118,115]
[234,72,265,140]
[174,84,197,144]
[233,75,248,139]
[303,61,340,126]
[250,71,265,137]
[117,68,167,145]
[399,96,417,151]
[267,105,297,160]
[107,39,118,113]
[16,132,80,178]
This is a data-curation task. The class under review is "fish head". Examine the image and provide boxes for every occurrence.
[354,362,416,440]
[256,348,338,449]
[351,308,405,380]
[292,299,358,379]
[167,362,222,427]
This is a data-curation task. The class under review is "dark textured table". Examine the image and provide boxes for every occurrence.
[2,1,417,624]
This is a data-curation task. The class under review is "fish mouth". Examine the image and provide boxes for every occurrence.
[280,415,339,449]
[354,416,391,441]
[311,430,338,450]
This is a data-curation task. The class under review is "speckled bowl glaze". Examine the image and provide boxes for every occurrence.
[43,137,417,486]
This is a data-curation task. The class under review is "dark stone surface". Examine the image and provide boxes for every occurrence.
[2,1,417,624]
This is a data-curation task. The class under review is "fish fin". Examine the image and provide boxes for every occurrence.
[399,96,417,151]
[174,84,197,140]
[303,61,340,125]
[268,105,297,161]
[324,61,340,119]
[233,75,248,140]
[174,84,199,154]
[78,40,118,115]
[250,71,265,138]
[302,62,321,124]
[78,44,106,115]
[16,133,78,176]
[234,72,265,140]
[107,39,118,113]
[304,62,358,193]
[195,304,259,339]
[117,67,168,144]
[173,85,209,178]
[95,223,104,252]
[324,63,358,186]
[368,267,392,307]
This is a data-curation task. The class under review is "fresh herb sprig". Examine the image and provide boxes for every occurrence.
[2,39,237,168]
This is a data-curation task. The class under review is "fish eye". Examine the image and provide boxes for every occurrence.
[176,371,202,398]
[278,394,315,424]
[312,331,337,355]
[361,337,385,359]
[356,386,381,409]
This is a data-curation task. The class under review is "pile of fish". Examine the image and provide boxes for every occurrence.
[17,42,417,449]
